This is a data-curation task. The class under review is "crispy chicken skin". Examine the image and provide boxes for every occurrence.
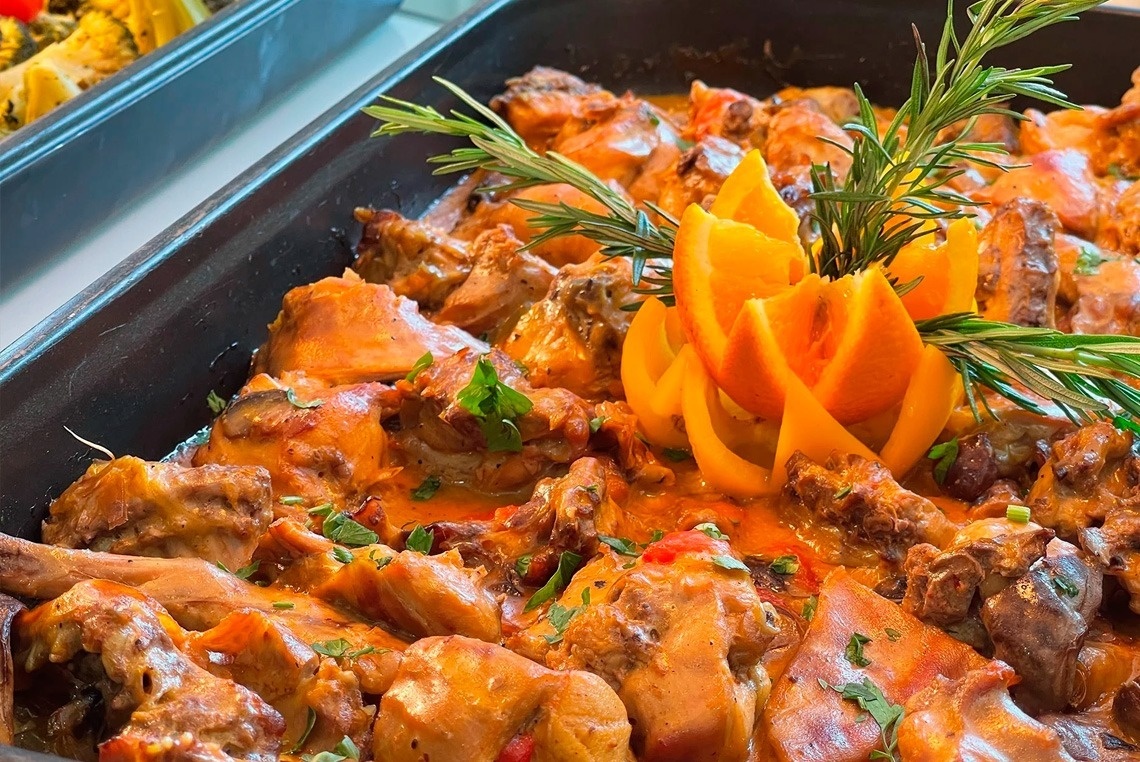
[15,581,285,762]
[193,379,396,507]
[372,635,634,762]
[253,270,485,384]
[41,456,272,570]
[513,533,779,762]
[897,662,1076,761]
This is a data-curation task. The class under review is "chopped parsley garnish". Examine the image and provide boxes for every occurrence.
[405,524,434,554]
[206,390,227,415]
[694,522,728,540]
[291,707,316,753]
[820,678,903,761]
[589,416,607,433]
[802,595,818,622]
[543,588,591,645]
[525,551,582,612]
[834,485,853,499]
[598,535,639,556]
[309,505,378,547]
[1073,246,1109,275]
[311,639,352,658]
[769,555,800,575]
[846,632,873,667]
[1052,574,1080,598]
[662,447,693,462]
[411,475,442,501]
[406,351,434,382]
[332,546,355,564]
[301,735,361,762]
[926,438,959,485]
[456,355,534,452]
[285,388,323,409]
[368,550,393,570]
[515,554,533,578]
[1006,504,1031,524]
[216,560,259,580]
[279,495,305,506]
[273,601,295,610]
[644,529,665,546]
[712,555,750,573]
[885,627,902,642]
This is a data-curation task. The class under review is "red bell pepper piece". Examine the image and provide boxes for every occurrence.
[1,0,44,23]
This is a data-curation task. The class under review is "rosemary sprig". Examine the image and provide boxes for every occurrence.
[808,0,1106,277]
[917,313,1140,423]
[363,78,676,302]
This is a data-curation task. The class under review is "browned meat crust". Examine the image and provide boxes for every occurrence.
[976,198,1061,327]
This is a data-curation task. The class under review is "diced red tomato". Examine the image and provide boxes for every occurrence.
[640,530,722,564]
[496,733,535,762]
[0,0,43,23]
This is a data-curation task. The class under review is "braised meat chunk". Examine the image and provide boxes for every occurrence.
[976,198,1061,327]
[352,209,472,308]
[41,456,272,570]
[491,66,610,149]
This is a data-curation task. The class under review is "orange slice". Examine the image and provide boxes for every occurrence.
[889,218,979,320]
[710,149,804,246]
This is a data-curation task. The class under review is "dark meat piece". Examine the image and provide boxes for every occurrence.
[396,348,594,492]
[0,594,22,745]
[491,66,609,149]
[1043,713,1140,762]
[430,456,623,587]
[983,149,1100,238]
[685,81,771,149]
[655,135,746,218]
[504,254,637,400]
[372,635,633,762]
[1116,679,1140,745]
[1028,421,1140,541]
[183,610,372,755]
[1097,180,1140,256]
[982,538,1103,713]
[193,379,398,507]
[41,456,272,570]
[352,209,472,309]
[972,478,1028,519]
[511,535,778,762]
[941,433,1000,502]
[435,224,557,338]
[897,662,1076,761]
[252,271,485,385]
[15,580,285,761]
[948,397,1077,484]
[785,452,957,562]
[902,518,1053,635]
[765,99,854,190]
[976,198,1061,327]
[1081,505,1140,614]
[590,400,674,486]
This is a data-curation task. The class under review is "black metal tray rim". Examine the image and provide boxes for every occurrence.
[1,0,313,176]
[0,0,509,378]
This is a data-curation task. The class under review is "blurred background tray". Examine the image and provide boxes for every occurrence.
[0,0,401,299]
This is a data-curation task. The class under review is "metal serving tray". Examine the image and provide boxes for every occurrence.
[0,0,401,294]
[1,0,1138,597]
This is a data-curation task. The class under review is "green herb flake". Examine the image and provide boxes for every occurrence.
[1073,246,1108,276]
[216,560,259,581]
[456,355,534,453]
[291,707,317,753]
[285,388,324,409]
[411,475,442,501]
[769,554,800,575]
[301,734,361,762]
[368,550,393,570]
[846,632,873,667]
[273,601,295,610]
[598,535,639,556]
[1052,574,1080,598]
[885,627,902,642]
[712,555,750,573]
[406,352,434,383]
[1006,504,1031,524]
[642,529,665,547]
[206,390,227,415]
[821,678,903,761]
[802,595,818,622]
[279,495,305,506]
[588,416,607,433]
[320,511,379,548]
[332,546,355,564]
[926,438,959,485]
[525,551,582,612]
[515,554,533,578]
[405,524,434,554]
[311,639,351,658]
[693,522,728,540]
[834,485,853,500]
[662,447,692,462]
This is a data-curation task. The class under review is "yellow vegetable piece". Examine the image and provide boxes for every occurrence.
[770,371,879,489]
[620,297,688,448]
[678,346,775,497]
[879,344,964,476]
[23,61,81,122]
